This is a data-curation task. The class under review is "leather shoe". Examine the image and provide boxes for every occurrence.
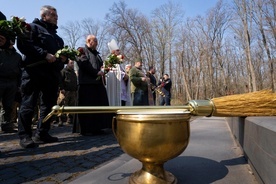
[33,133,58,143]
[20,137,37,148]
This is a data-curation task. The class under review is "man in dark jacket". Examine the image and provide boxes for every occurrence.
[129,59,149,106]
[158,74,172,106]
[16,5,67,148]
[147,66,157,105]
[0,11,22,133]
[75,35,111,135]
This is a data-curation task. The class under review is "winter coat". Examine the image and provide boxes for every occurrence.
[76,45,103,85]
[17,18,64,81]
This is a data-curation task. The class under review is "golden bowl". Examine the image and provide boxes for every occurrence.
[112,109,191,184]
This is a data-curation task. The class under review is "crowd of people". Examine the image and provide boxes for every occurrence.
[0,6,172,150]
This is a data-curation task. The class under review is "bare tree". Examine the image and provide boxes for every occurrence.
[175,24,193,101]
[105,1,151,70]
[256,0,276,92]
[81,18,109,53]
[151,0,184,76]
[60,21,83,48]
[233,0,257,92]
[206,0,232,96]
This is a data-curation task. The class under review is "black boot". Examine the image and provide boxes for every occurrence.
[33,132,58,143]
[20,137,37,148]
[1,122,17,133]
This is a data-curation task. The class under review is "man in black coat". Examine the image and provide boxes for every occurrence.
[0,11,22,133]
[75,35,112,135]
[16,5,67,148]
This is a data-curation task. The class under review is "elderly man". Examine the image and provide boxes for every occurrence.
[75,35,112,135]
[17,5,67,148]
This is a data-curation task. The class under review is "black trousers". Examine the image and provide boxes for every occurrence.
[18,70,59,139]
[0,79,17,124]
[159,95,171,106]
[76,83,113,135]
[132,89,149,106]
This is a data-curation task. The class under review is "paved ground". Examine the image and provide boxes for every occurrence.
[0,124,123,184]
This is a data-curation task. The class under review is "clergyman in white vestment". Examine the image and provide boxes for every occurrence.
[105,39,131,106]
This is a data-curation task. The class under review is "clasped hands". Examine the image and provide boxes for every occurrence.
[45,53,67,63]
[141,77,149,82]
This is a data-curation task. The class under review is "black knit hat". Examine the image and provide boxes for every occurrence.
[0,11,7,20]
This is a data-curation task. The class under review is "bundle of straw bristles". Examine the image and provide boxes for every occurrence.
[211,89,276,117]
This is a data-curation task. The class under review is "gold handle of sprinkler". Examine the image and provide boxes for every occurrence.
[43,100,215,123]
[187,100,215,117]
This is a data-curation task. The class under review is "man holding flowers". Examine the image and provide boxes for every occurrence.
[75,34,112,135]
[16,5,67,148]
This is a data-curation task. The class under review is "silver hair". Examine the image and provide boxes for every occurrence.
[40,5,57,18]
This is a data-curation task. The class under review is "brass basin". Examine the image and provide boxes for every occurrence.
[113,110,191,184]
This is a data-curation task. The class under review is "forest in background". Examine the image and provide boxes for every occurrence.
[59,0,276,104]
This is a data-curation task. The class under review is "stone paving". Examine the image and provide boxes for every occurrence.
[0,124,123,184]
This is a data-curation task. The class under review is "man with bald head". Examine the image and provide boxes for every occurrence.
[75,35,111,135]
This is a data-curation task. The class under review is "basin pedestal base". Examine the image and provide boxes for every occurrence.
[129,163,177,184]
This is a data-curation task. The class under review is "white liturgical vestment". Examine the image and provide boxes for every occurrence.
[106,64,131,106]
